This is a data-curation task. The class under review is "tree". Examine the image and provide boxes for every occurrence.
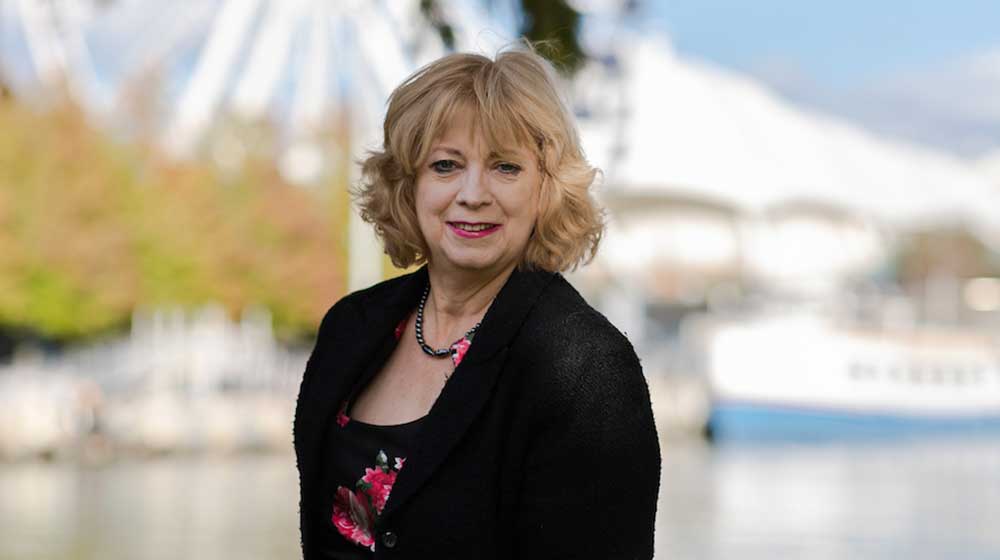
[0,98,349,343]
[421,0,586,74]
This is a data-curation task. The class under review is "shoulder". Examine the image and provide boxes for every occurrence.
[319,272,415,326]
[305,272,418,385]
[515,273,644,407]
[335,272,414,310]
[521,272,636,363]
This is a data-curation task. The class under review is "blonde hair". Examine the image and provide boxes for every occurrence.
[353,46,604,272]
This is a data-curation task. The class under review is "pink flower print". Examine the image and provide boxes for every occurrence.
[332,486,376,550]
[361,467,398,513]
[336,401,350,427]
[450,337,471,367]
[393,316,408,340]
[332,450,406,550]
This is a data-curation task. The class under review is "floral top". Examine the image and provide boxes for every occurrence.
[318,410,425,558]
[318,314,475,557]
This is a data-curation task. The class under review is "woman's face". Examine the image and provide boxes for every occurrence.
[415,108,541,277]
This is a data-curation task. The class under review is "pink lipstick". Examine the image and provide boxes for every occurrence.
[447,221,501,239]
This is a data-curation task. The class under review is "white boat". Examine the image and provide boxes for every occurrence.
[702,311,1000,440]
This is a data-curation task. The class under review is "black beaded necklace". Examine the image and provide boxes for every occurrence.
[415,283,481,358]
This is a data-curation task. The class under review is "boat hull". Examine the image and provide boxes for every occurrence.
[708,400,1000,442]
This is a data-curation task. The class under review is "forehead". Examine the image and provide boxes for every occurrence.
[434,107,479,145]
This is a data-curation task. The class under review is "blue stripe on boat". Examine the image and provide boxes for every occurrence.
[708,400,1000,442]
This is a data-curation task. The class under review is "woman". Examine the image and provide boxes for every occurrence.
[294,47,660,559]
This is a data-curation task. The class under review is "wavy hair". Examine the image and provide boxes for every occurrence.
[353,45,604,272]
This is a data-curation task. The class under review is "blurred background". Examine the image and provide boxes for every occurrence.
[1,0,999,558]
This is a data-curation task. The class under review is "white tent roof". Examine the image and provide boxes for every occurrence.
[581,37,1000,238]
[978,150,1000,186]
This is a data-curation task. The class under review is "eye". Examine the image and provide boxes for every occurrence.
[430,159,459,173]
[495,162,522,175]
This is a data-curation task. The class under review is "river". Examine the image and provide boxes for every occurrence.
[2,437,999,559]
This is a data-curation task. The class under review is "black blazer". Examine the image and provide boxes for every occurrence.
[294,265,661,559]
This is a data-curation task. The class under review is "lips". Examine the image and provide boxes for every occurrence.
[447,221,502,239]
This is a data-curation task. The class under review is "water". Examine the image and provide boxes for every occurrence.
[657,437,1000,559]
[2,438,999,559]
[0,455,300,560]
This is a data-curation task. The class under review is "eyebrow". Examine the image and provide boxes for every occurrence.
[429,145,528,161]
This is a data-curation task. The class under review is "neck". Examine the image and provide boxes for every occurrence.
[423,261,516,345]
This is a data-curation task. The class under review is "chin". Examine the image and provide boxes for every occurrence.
[440,250,506,273]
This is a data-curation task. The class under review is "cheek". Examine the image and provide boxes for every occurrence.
[415,181,449,220]
[507,179,541,220]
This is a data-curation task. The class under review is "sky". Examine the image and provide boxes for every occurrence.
[640,0,1000,159]
[2,0,998,161]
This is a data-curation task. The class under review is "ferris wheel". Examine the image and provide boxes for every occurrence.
[2,0,522,289]
[2,0,520,162]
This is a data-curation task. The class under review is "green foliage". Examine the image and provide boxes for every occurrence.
[421,0,456,49]
[518,0,584,74]
[421,0,585,74]
[0,99,349,342]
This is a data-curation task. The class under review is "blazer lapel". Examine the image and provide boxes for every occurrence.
[382,265,557,517]
[295,267,428,506]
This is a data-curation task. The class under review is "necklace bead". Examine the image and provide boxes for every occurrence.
[415,283,481,359]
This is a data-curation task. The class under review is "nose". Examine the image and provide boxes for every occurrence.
[455,164,492,209]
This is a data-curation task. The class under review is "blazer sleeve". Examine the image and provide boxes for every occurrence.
[514,310,661,560]
[293,296,355,557]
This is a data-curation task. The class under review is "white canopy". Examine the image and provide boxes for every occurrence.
[978,150,1000,186]
[580,37,1000,240]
